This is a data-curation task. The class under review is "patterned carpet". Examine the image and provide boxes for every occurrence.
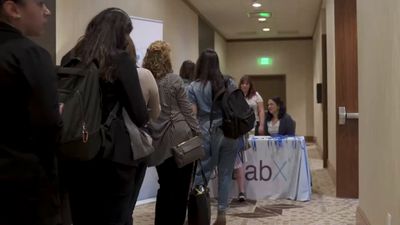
[132,144,358,225]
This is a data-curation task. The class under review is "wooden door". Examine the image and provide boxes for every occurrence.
[335,0,359,198]
[248,75,286,109]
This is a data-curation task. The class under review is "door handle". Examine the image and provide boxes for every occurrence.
[338,106,359,125]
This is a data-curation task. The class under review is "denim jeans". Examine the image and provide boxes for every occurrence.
[195,120,238,212]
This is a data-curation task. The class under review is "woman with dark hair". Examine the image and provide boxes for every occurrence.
[188,49,238,225]
[179,60,195,87]
[0,1,63,224]
[143,40,200,225]
[60,8,148,225]
[264,97,296,136]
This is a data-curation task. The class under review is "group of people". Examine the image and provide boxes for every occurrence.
[0,2,295,225]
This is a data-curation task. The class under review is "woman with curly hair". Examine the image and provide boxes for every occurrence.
[143,40,200,225]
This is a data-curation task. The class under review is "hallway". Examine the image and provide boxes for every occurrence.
[133,144,358,225]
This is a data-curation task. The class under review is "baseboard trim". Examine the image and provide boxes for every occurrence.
[327,159,336,185]
[356,206,371,225]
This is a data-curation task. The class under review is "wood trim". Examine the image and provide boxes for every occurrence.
[182,0,226,40]
[322,34,328,168]
[227,36,312,42]
[356,207,371,225]
[327,160,336,185]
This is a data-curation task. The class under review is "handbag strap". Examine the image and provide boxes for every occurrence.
[191,160,208,188]
[104,102,120,128]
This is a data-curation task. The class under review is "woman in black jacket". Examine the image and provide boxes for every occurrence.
[0,1,63,225]
[60,8,148,225]
[264,97,296,136]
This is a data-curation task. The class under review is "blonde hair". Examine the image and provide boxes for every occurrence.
[142,40,173,80]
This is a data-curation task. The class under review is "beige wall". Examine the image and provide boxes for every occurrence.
[326,0,336,169]
[56,0,198,72]
[214,32,227,74]
[358,0,400,224]
[226,40,314,136]
[312,9,326,149]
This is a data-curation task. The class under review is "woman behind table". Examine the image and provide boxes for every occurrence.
[233,75,265,202]
[0,1,63,224]
[188,49,238,225]
[264,96,296,136]
[60,8,149,225]
[142,40,200,225]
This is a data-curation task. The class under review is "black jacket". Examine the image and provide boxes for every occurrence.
[264,113,296,136]
[0,22,63,224]
[0,22,62,170]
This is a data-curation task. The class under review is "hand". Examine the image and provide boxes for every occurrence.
[258,126,265,135]
[59,103,64,115]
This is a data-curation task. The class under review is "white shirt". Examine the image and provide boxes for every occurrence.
[245,91,263,122]
[267,120,280,135]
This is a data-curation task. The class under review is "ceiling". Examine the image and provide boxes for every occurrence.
[186,0,323,40]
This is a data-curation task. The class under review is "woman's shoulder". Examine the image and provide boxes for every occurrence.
[282,113,294,122]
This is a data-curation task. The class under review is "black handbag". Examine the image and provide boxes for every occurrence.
[172,136,205,168]
[188,161,211,225]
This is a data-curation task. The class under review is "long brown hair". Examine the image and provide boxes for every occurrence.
[71,8,133,81]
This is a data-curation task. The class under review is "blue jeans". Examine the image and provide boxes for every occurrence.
[195,122,238,212]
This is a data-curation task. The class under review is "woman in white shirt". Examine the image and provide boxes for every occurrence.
[233,75,265,202]
[239,76,265,135]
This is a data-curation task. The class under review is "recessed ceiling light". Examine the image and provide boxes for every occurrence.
[262,27,271,32]
[252,2,262,8]
[258,18,267,22]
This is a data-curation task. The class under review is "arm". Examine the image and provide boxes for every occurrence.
[286,115,296,136]
[174,76,200,134]
[257,102,265,135]
[22,46,63,148]
[115,52,148,127]
[143,69,160,120]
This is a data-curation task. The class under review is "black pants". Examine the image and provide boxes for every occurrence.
[0,149,60,225]
[60,158,140,225]
[155,157,194,225]
[127,158,148,225]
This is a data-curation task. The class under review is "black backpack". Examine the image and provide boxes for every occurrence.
[211,78,256,139]
[57,58,103,160]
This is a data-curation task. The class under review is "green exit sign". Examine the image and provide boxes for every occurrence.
[259,12,271,18]
[258,57,272,65]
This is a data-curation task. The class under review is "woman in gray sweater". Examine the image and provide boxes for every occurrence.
[143,40,200,225]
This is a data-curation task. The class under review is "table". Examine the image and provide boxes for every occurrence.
[208,136,312,201]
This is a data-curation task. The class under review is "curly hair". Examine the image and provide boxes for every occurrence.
[142,40,173,80]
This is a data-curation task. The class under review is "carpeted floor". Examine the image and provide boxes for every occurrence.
[132,144,358,225]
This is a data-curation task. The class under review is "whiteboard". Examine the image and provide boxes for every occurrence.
[130,16,163,67]
[129,16,163,202]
